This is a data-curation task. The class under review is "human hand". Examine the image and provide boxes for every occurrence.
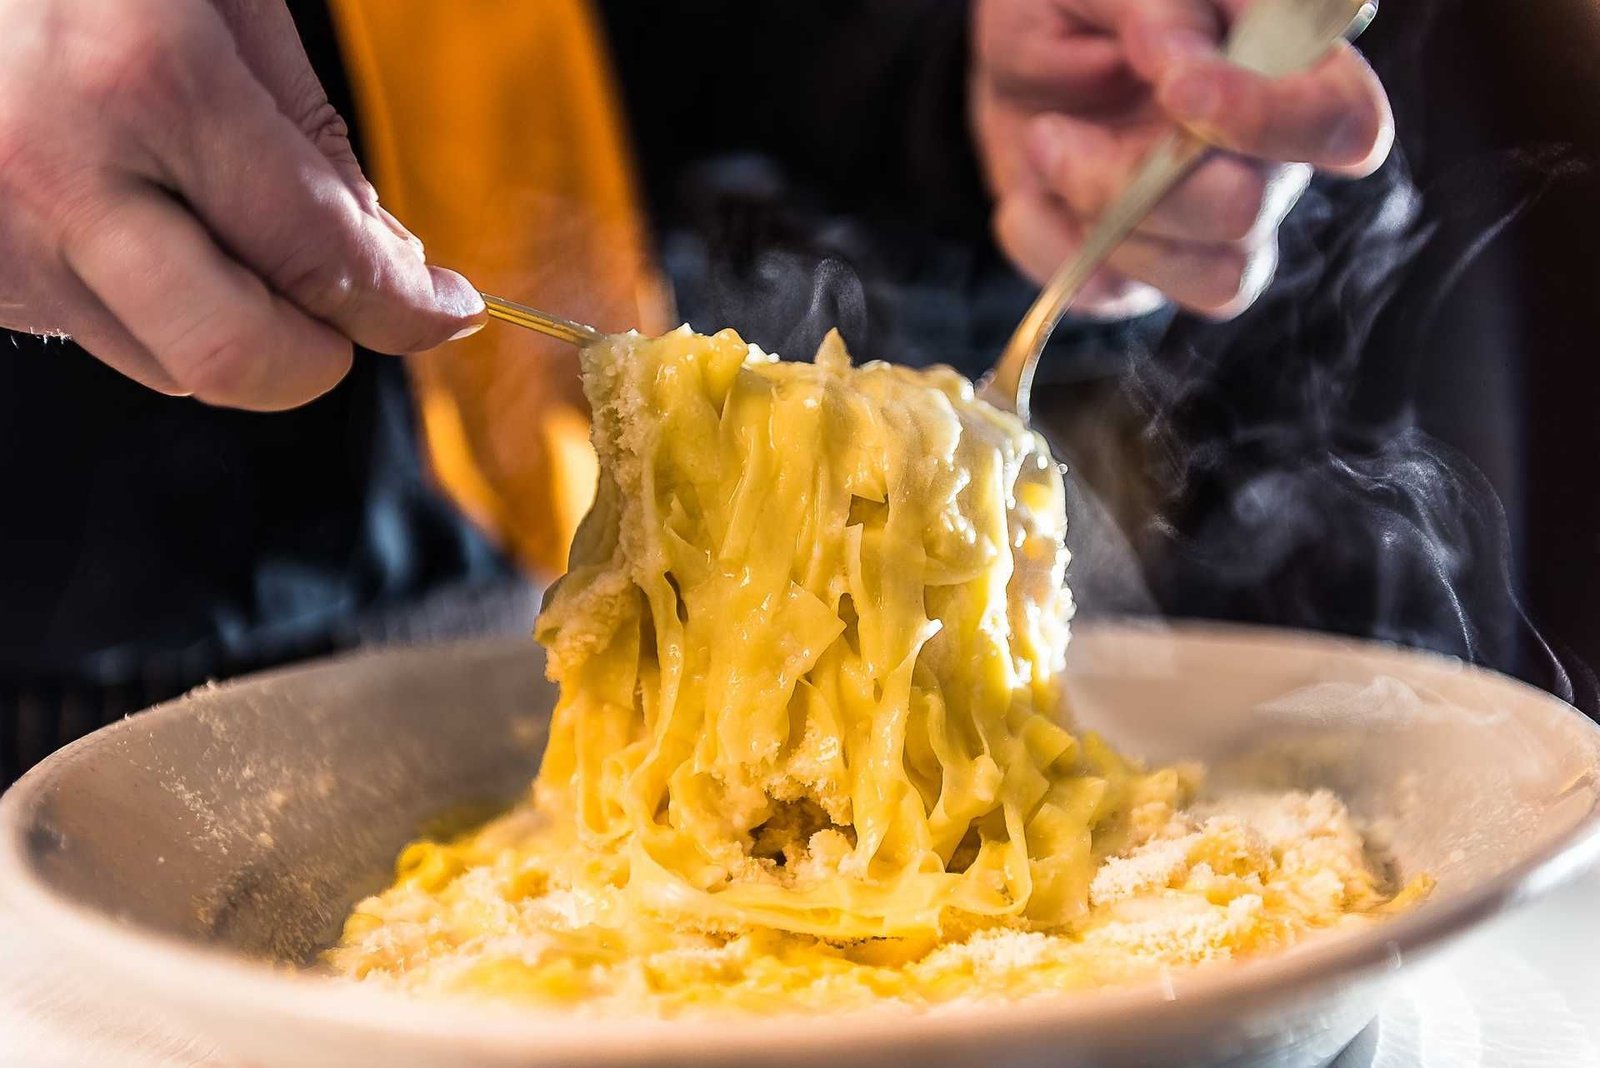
[972,0,1393,319]
[0,0,485,410]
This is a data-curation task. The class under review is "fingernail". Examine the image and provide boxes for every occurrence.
[379,206,426,260]
[1164,69,1221,125]
[449,322,486,342]
[427,266,485,318]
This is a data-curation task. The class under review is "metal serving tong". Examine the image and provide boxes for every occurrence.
[479,0,1377,423]
[980,0,1377,419]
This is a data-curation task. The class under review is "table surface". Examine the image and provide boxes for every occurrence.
[3,872,1597,1068]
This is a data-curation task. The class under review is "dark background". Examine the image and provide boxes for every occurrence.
[600,0,1600,715]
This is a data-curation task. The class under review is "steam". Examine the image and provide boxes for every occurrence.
[656,141,1598,714]
[1127,145,1595,710]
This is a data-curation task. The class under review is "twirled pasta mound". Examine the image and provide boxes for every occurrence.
[532,327,1183,937]
[328,329,1422,1012]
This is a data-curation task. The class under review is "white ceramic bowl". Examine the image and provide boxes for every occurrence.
[3,622,1598,1068]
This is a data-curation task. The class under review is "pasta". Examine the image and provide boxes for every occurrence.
[327,328,1425,1012]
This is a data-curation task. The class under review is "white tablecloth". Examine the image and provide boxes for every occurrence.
[3,872,1598,1067]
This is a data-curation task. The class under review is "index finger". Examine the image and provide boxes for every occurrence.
[126,8,483,354]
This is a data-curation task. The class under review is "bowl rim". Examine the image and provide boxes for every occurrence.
[3,620,1599,1059]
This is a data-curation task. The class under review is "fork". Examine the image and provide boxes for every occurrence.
[479,293,603,346]
[978,0,1378,420]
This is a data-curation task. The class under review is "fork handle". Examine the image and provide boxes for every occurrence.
[984,132,1207,414]
[481,293,604,346]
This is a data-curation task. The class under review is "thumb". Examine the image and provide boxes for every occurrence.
[209,0,423,253]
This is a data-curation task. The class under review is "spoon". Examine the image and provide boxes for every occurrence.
[979,0,1378,420]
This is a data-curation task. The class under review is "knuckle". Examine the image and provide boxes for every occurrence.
[50,186,120,257]
[70,6,221,116]
[81,31,174,107]
[271,229,441,355]
[296,99,359,167]
[273,237,362,320]
[50,173,150,262]
[77,41,174,118]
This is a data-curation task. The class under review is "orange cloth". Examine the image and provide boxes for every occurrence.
[328,0,667,575]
